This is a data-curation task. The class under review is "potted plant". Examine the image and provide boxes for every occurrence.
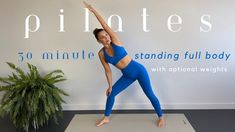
[0,62,69,132]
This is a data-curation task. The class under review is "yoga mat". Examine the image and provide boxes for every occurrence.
[65,114,195,132]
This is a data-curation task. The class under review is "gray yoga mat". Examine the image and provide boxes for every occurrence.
[65,114,195,132]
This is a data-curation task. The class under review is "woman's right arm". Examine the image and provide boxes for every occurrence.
[98,50,112,95]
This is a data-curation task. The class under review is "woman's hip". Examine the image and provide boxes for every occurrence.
[121,60,145,78]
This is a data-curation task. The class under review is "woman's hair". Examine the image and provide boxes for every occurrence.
[93,28,104,40]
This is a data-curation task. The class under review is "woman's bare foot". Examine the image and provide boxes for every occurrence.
[157,117,165,127]
[96,116,110,127]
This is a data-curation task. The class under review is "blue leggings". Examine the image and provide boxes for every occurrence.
[105,60,163,117]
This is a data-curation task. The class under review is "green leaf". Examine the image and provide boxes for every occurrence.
[0,77,12,85]
[6,62,16,69]
[15,67,27,80]
[50,78,66,84]
[44,70,64,80]
[57,88,69,96]
[0,85,12,91]
[27,63,32,70]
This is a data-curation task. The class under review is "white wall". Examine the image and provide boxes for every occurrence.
[0,0,235,110]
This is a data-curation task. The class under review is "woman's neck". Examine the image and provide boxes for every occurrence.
[104,43,112,49]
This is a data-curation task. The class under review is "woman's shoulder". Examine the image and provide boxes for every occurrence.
[111,39,123,47]
[112,42,124,47]
[98,48,104,55]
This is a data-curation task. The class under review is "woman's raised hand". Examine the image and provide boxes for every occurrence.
[83,1,94,12]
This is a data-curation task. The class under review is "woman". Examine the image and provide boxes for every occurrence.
[83,1,165,127]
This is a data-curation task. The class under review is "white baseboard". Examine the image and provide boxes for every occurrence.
[62,103,235,110]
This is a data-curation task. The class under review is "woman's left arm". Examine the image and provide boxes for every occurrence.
[83,1,122,46]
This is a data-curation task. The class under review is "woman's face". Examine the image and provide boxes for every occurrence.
[97,30,111,46]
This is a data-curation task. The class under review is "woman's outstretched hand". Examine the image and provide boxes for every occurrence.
[83,1,94,12]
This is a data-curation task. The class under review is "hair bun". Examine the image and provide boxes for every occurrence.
[93,28,104,40]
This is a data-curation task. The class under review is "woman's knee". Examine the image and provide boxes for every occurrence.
[107,91,116,99]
